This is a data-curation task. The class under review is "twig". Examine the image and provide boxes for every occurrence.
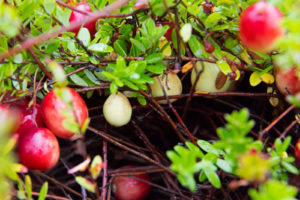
[87,126,176,176]
[260,105,295,139]
[0,0,130,61]
[101,140,108,200]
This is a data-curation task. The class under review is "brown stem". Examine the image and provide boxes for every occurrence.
[0,0,130,61]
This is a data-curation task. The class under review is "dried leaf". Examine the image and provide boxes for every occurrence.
[75,176,96,193]
[182,61,193,73]
[13,163,28,173]
[267,87,279,107]
[215,72,227,90]
[89,155,103,180]
[261,73,274,84]
[68,157,91,174]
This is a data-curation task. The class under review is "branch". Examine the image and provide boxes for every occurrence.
[0,0,129,61]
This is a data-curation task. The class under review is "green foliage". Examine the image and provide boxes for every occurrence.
[167,108,298,198]
[214,108,260,168]
[268,137,299,181]
[0,112,16,199]
[249,180,297,200]
[0,2,21,37]
[167,142,204,191]
[101,56,158,94]
[167,109,256,191]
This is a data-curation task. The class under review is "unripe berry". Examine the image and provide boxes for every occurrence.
[191,61,232,92]
[150,72,182,104]
[103,92,132,127]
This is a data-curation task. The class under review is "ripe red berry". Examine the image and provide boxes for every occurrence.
[239,1,284,52]
[204,40,214,53]
[112,166,151,200]
[69,2,97,35]
[295,139,300,163]
[156,23,173,41]
[275,67,300,95]
[17,128,60,170]
[41,88,89,139]
[134,0,148,9]
[0,104,22,132]
[201,2,214,15]
[15,104,44,137]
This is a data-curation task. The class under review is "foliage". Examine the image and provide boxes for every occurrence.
[167,109,299,198]
[249,180,297,200]
[0,0,300,199]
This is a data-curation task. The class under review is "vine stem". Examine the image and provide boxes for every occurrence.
[0,0,129,61]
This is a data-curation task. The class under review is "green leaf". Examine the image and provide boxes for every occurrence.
[249,180,297,200]
[81,118,90,134]
[216,159,232,173]
[282,161,299,174]
[180,23,192,42]
[146,53,164,64]
[197,140,222,155]
[38,182,48,200]
[89,155,103,180]
[0,3,21,37]
[88,43,113,53]
[78,28,91,47]
[114,40,127,56]
[70,74,89,86]
[204,12,224,29]
[84,69,100,85]
[130,38,146,52]
[188,35,205,57]
[25,175,32,199]
[204,168,221,188]
[43,0,56,14]
[62,120,80,134]
[137,93,147,105]
[216,60,232,75]
[146,64,166,74]
[75,176,96,193]
[13,54,23,64]
[48,61,66,85]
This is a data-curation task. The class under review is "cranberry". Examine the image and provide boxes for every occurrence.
[41,88,89,139]
[15,104,44,136]
[156,23,173,41]
[295,139,300,163]
[69,1,97,35]
[202,2,214,15]
[17,128,60,170]
[0,104,22,132]
[112,166,151,200]
[239,1,284,52]
[204,40,215,53]
[275,67,300,95]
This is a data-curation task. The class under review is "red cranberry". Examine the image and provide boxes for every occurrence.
[295,139,300,163]
[156,23,173,41]
[69,2,97,35]
[202,2,214,15]
[15,104,44,137]
[239,1,284,52]
[112,166,151,200]
[275,67,300,95]
[0,104,22,132]
[41,88,89,139]
[204,40,214,53]
[17,128,60,170]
